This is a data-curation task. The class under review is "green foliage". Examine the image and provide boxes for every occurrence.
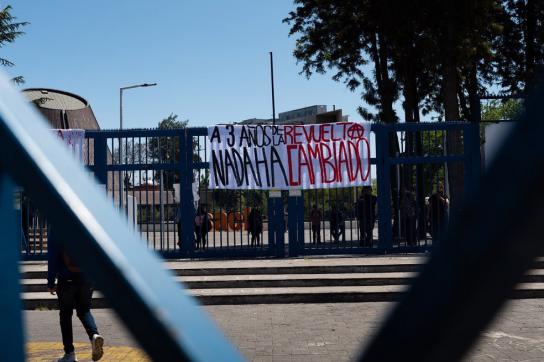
[481,99,523,121]
[495,0,544,92]
[480,99,523,145]
[155,113,189,130]
[0,5,28,84]
[148,114,189,189]
[284,1,542,122]
[210,189,267,215]
[284,0,544,206]
[211,189,240,211]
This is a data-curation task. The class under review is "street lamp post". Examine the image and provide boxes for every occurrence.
[120,83,157,130]
[119,83,157,213]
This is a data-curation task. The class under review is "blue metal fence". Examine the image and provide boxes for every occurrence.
[288,122,481,256]
[20,121,480,260]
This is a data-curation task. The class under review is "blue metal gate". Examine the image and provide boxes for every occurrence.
[20,122,480,260]
[288,121,481,256]
[183,127,279,258]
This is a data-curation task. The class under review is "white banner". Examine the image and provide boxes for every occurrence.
[53,129,85,162]
[208,122,371,190]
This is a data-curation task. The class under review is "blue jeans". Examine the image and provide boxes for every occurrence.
[57,275,99,353]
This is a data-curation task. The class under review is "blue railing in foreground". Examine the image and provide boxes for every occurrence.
[0,75,243,360]
[359,83,544,359]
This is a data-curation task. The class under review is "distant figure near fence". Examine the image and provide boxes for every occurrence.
[330,204,345,243]
[248,207,263,246]
[401,189,418,246]
[356,186,377,247]
[428,184,449,240]
[310,205,322,244]
[194,205,212,250]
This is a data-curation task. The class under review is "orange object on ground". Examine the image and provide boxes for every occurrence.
[227,212,244,231]
[212,211,228,230]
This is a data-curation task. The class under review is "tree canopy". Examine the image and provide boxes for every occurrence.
[0,5,28,84]
[481,99,523,121]
[284,0,543,205]
[284,0,542,123]
[148,114,189,189]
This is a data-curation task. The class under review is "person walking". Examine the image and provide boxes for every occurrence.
[310,204,322,244]
[47,231,104,362]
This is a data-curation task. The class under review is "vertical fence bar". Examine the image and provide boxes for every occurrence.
[374,124,393,251]
[288,190,301,256]
[469,122,482,195]
[274,196,285,257]
[0,172,25,361]
[297,191,305,253]
[93,134,108,186]
[180,129,195,256]
[463,124,473,198]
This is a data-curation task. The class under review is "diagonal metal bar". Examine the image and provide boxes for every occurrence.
[0,73,243,361]
[360,78,544,361]
[0,173,25,361]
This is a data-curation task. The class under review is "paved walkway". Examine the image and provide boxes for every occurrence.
[25,299,544,361]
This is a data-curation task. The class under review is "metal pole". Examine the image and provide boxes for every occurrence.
[119,83,157,213]
[0,173,25,361]
[270,52,276,125]
[120,89,123,130]
[119,88,124,208]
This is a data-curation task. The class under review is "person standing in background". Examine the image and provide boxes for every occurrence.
[310,205,322,244]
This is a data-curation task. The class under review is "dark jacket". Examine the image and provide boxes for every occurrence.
[248,209,263,234]
[330,209,344,228]
[356,195,377,225]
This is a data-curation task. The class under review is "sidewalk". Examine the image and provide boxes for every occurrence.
[25,299,544,361]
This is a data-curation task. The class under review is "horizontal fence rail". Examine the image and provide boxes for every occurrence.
[20,121,481,260]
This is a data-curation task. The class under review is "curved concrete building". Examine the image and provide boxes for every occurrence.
[23,88,100,130]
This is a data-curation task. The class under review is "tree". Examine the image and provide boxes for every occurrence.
[284,1,399,123]
[481,99,523,121]
[113,140,149,188]
[148,114,189,189]
[496,0,544,93]
[284,0,541,208]
[0,5,28,84]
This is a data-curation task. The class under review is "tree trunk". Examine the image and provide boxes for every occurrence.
[443,59,464,209]
[442,1,464,210]
[371,31,396,124]
[467,62,480,122]
[525,0,536,90]
[371,30,401,238]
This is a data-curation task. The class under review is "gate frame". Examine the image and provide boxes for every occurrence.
[288,121,481,256]
[184,127,279,258]
[22,122,480,260]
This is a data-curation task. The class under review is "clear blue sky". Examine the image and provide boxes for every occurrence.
[5,1,373,130]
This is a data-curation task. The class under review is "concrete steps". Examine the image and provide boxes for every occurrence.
[20,256,544,309]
